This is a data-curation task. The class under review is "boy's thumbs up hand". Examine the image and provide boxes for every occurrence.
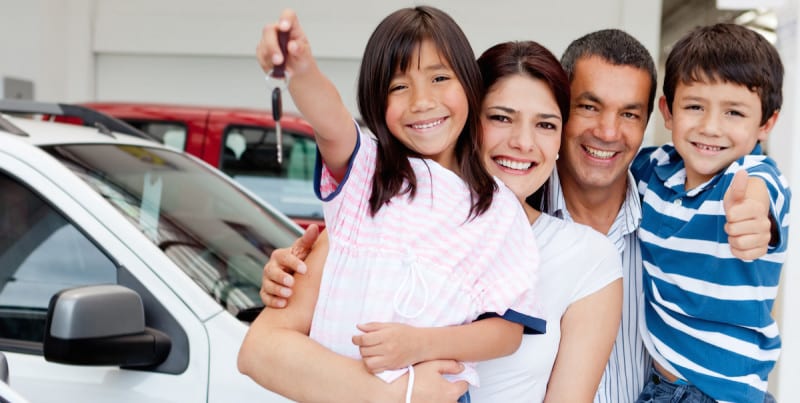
[723,170,773,260]
[723,169,749,211]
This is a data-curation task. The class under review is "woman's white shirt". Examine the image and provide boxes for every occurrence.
[470,213,622,402]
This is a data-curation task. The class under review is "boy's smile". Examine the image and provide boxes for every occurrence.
[660,79,778,190]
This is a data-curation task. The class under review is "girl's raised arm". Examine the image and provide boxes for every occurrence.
[257,9,356,180]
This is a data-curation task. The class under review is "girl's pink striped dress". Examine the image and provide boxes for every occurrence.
[310,127,544,386]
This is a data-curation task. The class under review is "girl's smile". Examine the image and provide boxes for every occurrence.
[385,39,468,171]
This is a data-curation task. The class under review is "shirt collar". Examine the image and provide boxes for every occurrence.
[547,168,641,252]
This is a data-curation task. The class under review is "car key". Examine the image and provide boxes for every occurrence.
[272,87,282,164]
[269,30,290,165]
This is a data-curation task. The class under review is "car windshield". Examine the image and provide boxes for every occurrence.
[44,144,301,316]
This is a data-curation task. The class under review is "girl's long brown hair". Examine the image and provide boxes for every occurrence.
[357,6,495,219]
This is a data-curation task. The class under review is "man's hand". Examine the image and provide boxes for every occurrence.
[723,170,773,260]
[259,224,320,308]
[352,322,427,374]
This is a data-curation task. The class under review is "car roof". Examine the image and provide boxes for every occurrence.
[82,101,314,133]
[83,101,303,117]
[0,113,167,148]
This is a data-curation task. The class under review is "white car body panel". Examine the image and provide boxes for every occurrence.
[0,114,296,402]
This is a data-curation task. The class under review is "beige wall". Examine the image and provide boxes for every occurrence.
[0,0,662,118]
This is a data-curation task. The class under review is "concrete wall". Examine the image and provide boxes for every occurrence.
[0,0,662,119]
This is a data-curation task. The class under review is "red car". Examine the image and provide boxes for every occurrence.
[82,102,323,229]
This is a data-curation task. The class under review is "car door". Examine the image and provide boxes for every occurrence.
[0,150,210,403]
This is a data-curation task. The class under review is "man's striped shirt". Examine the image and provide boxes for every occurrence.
[544,168,651,403]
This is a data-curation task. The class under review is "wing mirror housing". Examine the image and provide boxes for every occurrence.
[43,285,170,367]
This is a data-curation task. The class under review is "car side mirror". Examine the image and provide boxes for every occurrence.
[43,285,171,367]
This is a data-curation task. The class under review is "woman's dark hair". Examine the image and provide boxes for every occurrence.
[478,41,570,125]
[357,6,495,219]
[477,41,570,209]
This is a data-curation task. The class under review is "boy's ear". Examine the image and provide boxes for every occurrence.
[757,110,780,142]
[658,96,673,131]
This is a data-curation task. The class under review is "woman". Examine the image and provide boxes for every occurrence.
[240,41,623,402]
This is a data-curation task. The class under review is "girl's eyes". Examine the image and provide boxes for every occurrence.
[389,84,407,92]
[388,75,448,91]
[538,122,558,130]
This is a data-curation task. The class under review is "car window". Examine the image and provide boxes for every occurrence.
[220,126,322,221]
[220,125,316,180]
[44,144,299,316]
[125,121,188,151]
[0,172,116,344]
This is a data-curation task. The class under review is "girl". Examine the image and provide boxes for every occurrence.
[249,6,544,397]
[245,39,624,402]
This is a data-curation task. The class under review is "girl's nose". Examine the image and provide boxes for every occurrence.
[410,86,435,113]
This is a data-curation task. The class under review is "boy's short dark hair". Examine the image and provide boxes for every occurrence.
[663,23,783,125]
[561,29,657,120]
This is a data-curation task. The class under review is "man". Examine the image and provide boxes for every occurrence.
[542,29,655,403]
[258,29,773,402]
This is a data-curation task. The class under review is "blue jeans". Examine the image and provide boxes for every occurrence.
[636,366,777,403]
[457,392,471,403]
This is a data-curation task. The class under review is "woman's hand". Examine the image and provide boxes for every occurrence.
[259,224,320,308]
[390,360,468,403]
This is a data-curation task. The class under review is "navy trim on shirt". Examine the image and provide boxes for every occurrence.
[477,311,546,335]
[313,121,362,201]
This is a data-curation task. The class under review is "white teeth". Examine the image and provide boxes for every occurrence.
[412,119,443,130]
[585,146,615,159]
[495,158,532,170]
[695,143,722,152]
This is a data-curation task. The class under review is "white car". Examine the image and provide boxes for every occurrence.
[0,104,299,402]
[0,352,31,403]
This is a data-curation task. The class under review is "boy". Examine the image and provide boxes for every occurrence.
[631,23,791,403]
